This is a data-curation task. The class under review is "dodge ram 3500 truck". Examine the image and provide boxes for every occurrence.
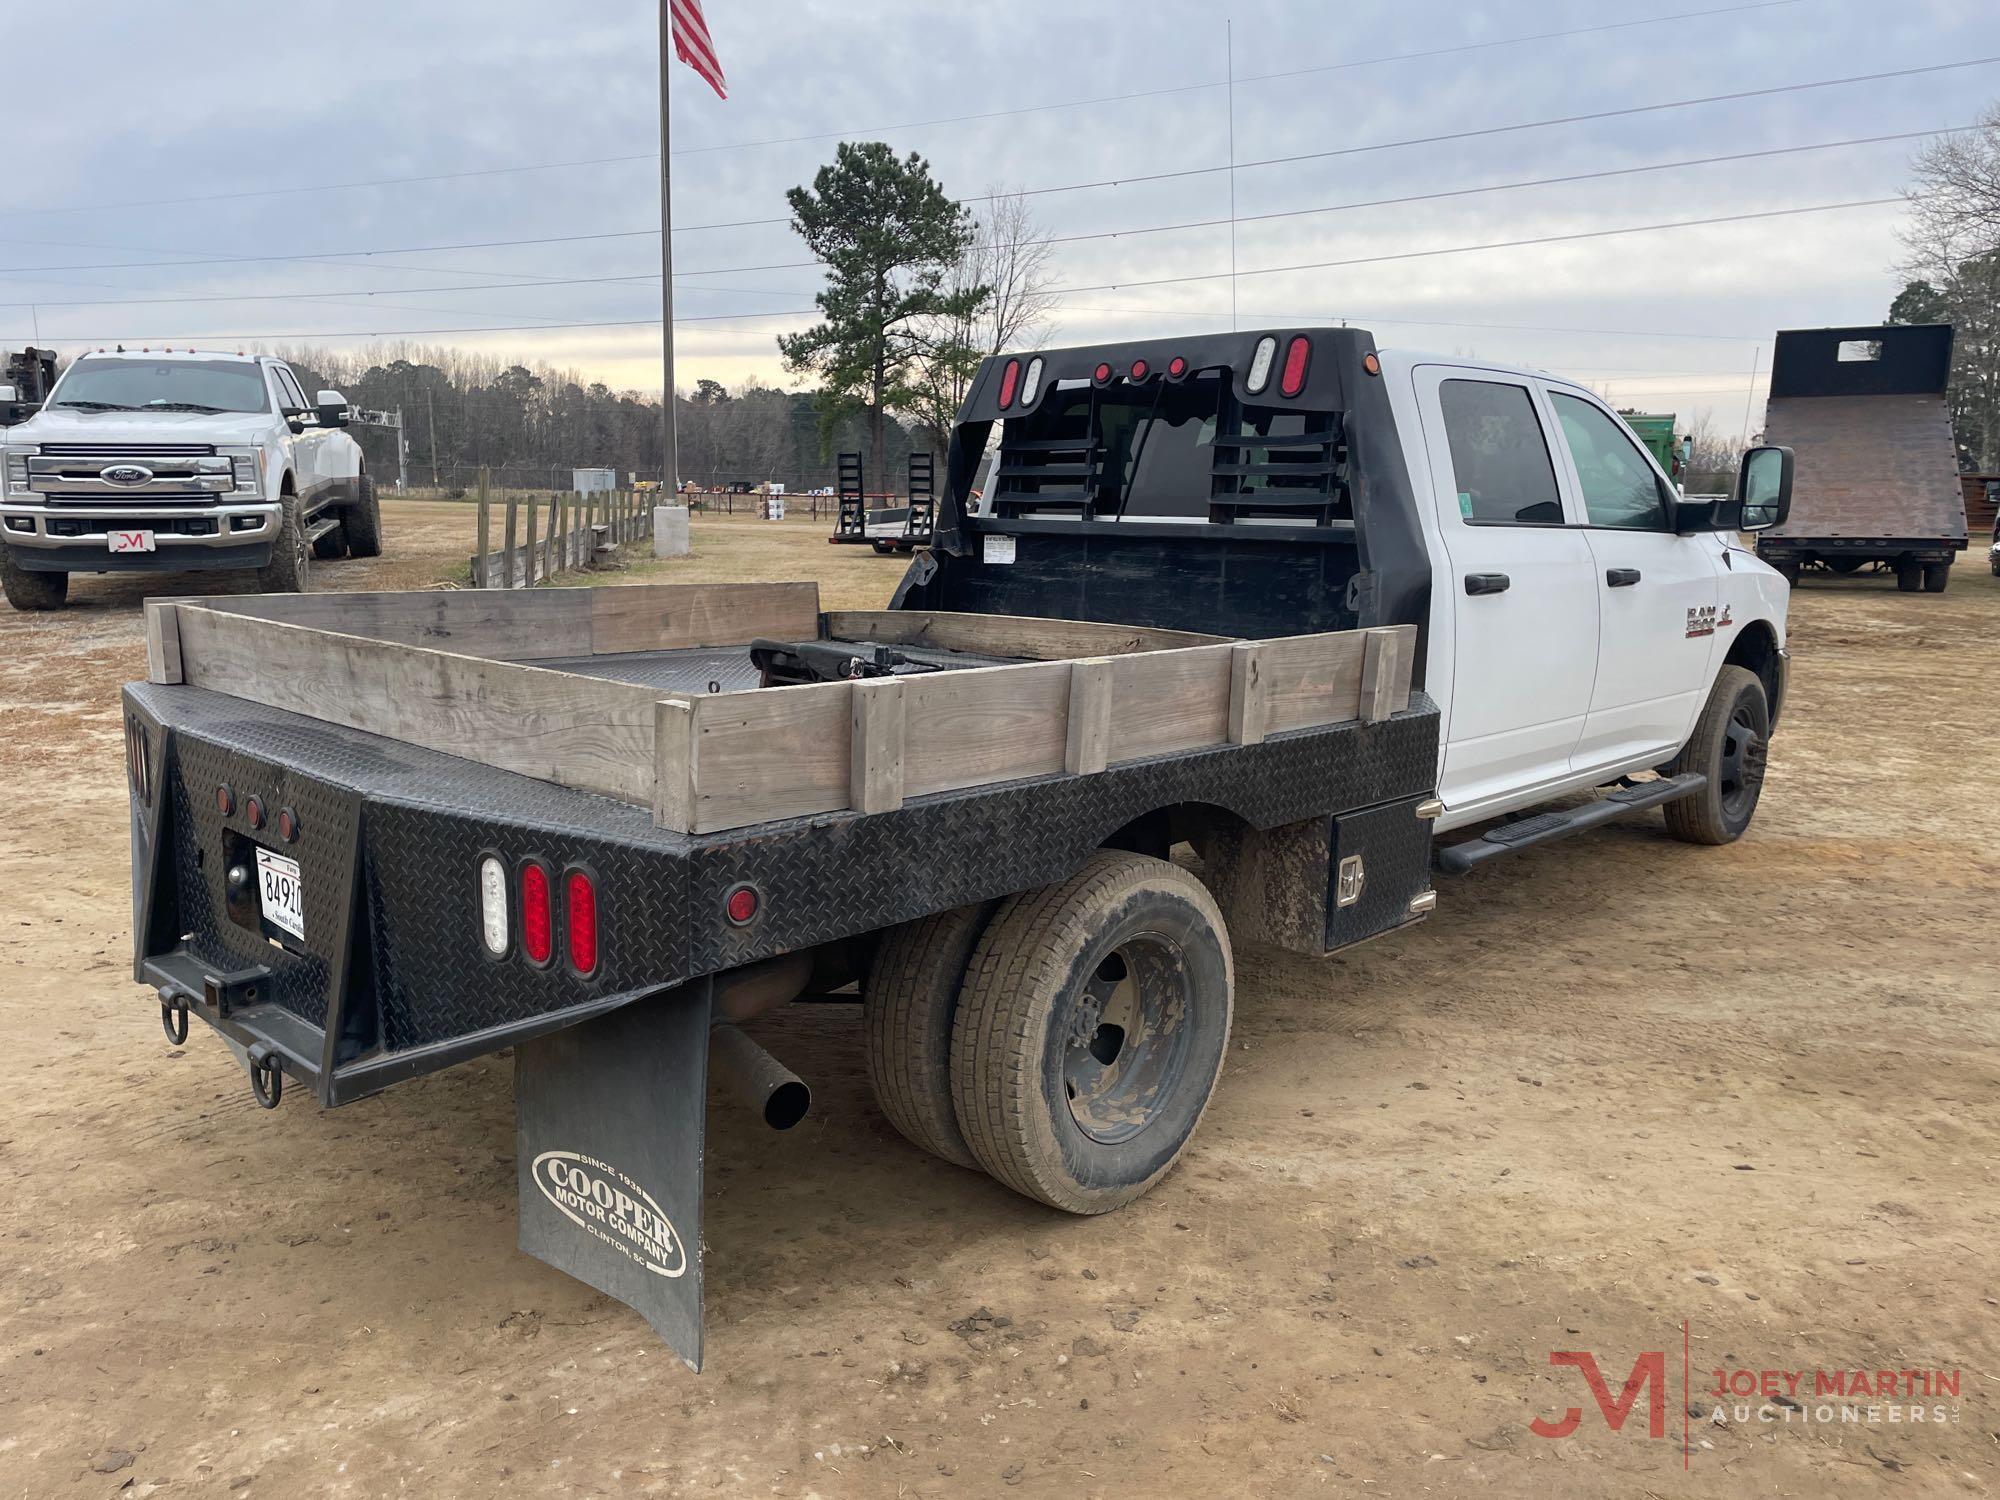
[0,348,378,609]
[122,327,1793,1367]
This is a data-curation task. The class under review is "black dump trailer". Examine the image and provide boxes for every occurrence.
[1756,323,1967,591]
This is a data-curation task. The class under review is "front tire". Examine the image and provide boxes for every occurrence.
[951,852,1233,1214]
[255,493,310,593]
[1662,665,1770,846]
[344,473,383,558]
[1,548,67,610]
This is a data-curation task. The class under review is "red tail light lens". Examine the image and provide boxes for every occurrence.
[1167,356,1188,378]
[566,869,598,976]
[1279,336,1312,398]
[725,884,759,925]
[1129,358,1149,381]
[520,862,553,965]
[1093,362,1112,384]
[997,358,1020,409]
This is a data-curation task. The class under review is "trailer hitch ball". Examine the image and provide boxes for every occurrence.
[160,991,190,1046]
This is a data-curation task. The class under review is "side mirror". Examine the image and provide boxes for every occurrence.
[1735,444,1793,532]
[315,390,350,428]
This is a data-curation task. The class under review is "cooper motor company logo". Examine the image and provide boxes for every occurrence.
[531,1150,686,1278]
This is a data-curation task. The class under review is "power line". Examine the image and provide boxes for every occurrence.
[0,0,1815,221]
[1061,303,1766,343]
[28,310,821,345]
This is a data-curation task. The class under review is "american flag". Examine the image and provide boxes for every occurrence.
[670,0,728,100]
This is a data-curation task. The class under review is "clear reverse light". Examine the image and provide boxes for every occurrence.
[478,856,509,957]
[1246,336,1278,394]
[1020,357,1044,405]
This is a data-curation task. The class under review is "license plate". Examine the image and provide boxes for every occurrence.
[255,849,306,941]
[108,529,156,554]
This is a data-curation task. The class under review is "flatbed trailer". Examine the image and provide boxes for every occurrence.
[126,325,1796,1368]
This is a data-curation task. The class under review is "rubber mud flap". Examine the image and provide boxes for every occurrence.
[516,979,712,1368]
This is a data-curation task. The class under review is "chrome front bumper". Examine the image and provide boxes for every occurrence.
[0,499,280,550]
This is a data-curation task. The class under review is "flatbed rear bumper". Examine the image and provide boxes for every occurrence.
[125,679,1441,1107]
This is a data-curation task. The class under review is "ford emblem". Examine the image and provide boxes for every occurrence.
[101,464,153,486]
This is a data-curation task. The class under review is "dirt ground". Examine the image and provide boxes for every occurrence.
[1,504,1996,1498]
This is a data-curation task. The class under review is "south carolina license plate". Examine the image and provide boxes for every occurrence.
[108,529,156,554]
[255,848,306,941]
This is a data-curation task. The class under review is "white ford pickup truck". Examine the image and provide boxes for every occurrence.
[0,348,379,609]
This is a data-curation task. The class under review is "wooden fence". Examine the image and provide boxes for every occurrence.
[469,468,656,589]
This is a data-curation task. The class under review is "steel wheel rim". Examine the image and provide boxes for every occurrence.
[1719,703,1765,819]
[1060,934,1194,1145]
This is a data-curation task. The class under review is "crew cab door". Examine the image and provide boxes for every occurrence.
[1542,388,1720,770]
[1413,368,1600,812]
[270,363,325,503]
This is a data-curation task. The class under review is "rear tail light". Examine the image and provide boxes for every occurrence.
[1019,357,1043,405]
[1245,336,1278,394]
[1279,336,1312,398]
[1167,356,1188,379]
[1129,358,1149,381]
[245,795,266,831]
[520,861,553,966]
[566,869,598,976]
[478,856,509,957]
[1093,362,1112,385]
[997,358,1020,409]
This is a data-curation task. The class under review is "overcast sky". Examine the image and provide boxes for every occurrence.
[5,0,1997,435]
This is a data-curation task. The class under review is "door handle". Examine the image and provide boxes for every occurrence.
[1463,572,1510,595]
[1606,568,1642,587]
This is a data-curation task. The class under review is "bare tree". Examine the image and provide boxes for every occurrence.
[906,187,1062,456]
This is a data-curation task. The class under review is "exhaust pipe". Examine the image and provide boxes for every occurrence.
[709,1022,811,1130]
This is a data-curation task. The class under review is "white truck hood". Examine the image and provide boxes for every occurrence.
[4,407,273,447]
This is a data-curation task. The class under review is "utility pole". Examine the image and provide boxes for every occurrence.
[658,2,680,494]
[426,386,440,487]
[395,404,408,490]
[1226,19,1237,332]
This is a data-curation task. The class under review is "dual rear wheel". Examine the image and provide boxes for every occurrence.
[863,851,1234,1214]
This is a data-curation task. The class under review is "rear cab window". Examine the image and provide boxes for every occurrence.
[1436,378,1566,525]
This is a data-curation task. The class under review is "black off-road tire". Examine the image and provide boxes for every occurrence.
[1662,665,1770,846]
[1,548,68,609]
[1922,561,1949,593]
[862,902,997,1169]
[256,493,310,593]
[950,851,1233,1214]
[1896,562,1922,592]
[1771,559,1801,586]
[311,524,347,560]
[344,473,383,558]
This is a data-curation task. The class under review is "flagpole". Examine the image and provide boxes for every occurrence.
[658,1,679,493]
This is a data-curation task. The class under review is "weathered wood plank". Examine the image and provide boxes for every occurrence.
[1258,630,1367,736]
[901,659,1072,797]
[591,580,820,654]
[199,589,593,661]
[1064,657,1114,775]
[144,598,186,684]
[175,606,660,805]
[474,473,490,588]
[652,697,695,832]
[850,677,906,815]
[824,610,1230,661]
[687,680,852,832]
[1359,625,1414,722]
[1104,643,1237,763]
[1227,641,1266,745]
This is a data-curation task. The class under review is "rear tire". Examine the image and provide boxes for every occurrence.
[255,493,310,593]
[311,525,347,560]
[1922,561,1949,593]
[0,549,67,610]
[343,473,383,558]
[862,902,997,1169]
[1662,665,1770,846]
[951,851,1233,1214]
[1771,559,1800,586]
[1896,562,1922,592]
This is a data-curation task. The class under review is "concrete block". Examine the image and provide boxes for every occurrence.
[653,505,690,559]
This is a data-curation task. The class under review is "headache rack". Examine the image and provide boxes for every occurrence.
[989,375,1351,528]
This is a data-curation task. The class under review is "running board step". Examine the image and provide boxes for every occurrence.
[305,515,341,542]
[1433,773,1708,874]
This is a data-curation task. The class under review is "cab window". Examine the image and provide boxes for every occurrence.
[1550,393,1672,530]
[1437,379,1565,525]
[271,365,308,412]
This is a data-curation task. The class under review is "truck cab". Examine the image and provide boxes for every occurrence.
[0,348,380,609]
[910,326,1792,840]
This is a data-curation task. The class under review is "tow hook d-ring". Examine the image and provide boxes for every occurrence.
[249,1052,284,1109]
[161,992,190,1046]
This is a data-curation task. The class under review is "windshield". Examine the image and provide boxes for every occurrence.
[50,358,271,415]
